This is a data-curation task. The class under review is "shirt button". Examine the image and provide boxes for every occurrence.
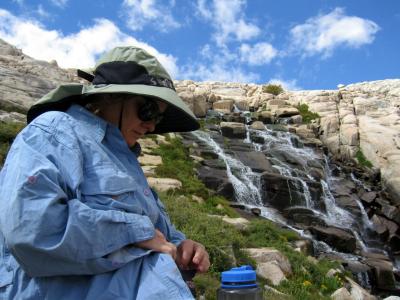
[143,188,151,196]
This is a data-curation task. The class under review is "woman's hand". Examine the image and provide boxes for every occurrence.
[134,229,177,259]
[176,240,210,273]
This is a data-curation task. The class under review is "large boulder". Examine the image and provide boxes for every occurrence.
[178,90,208,117]
[364,258,396,291]
[231,151,275,173]
[257,111,274,124]
[244,248,292,286]
[138,154,163,166]
[249,121,265,130]
[196,166,234,200]
[147,177,182,192]
[220,122,246,139]
[260,172,324,211]
[273,107,299,118]
[283,207,327,227]
[213,100,234,113]
[308,226,357,253]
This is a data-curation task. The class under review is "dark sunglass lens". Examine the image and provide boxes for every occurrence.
[138,99,163,124]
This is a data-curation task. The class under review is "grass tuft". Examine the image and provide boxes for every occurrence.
[355,150,373,168]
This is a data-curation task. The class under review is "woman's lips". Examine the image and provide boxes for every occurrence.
[133,130,145,138]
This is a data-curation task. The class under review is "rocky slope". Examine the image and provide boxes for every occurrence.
[1,38,399,201]
[175,79,400,203]
[0,38,81,122]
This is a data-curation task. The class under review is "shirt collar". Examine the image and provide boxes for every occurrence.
[131,143,142,157]
[66,104,143,157]
[66,104,108,143]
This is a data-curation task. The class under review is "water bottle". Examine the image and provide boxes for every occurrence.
[217,265,263,300]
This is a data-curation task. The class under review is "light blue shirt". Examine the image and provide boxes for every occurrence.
[0,104,193,299]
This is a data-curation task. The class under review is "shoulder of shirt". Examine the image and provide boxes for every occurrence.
[26,110,81,150]
[30,110,76,129]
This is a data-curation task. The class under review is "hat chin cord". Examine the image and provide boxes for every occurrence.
[118,101,124,132]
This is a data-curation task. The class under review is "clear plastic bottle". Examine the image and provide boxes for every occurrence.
[217,266,263,300]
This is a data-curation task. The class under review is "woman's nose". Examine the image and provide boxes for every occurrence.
[142,120,156,132]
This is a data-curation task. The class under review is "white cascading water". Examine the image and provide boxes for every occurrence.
[193,117,391,263]
[320,179,354,228]
[192,130,305,229]
[351,173,372,192]
[321,156,375,232]
[192,131,263,206]
[252,128,317,208]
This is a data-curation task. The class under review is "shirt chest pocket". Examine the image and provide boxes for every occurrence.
[79,165,143,214]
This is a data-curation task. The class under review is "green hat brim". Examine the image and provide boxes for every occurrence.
[27,83,199,134]
[82,84,199,134]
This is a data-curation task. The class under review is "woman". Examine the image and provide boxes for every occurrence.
[0,46,209,299]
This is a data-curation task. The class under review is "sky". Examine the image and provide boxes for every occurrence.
[0,0,399,90]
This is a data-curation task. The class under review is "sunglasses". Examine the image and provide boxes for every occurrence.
[137,98,164,125]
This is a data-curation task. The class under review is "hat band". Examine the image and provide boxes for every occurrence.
[90,61,176,91]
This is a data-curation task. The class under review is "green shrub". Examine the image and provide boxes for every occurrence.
[152,136,345,299]
[356,150,373,168]
[296,104,320,124]
[262,84,284,95]
[0,121,25,165]
[0,121,25,143]
[152,138,238,217]
[153,138,209,198]
[159,191,245,274]
[193,273,220,300]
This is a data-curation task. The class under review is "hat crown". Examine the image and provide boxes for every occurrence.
[95,47,172,81]
[27,46,200,133]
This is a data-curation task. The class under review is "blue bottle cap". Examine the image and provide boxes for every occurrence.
[221,265,258,289]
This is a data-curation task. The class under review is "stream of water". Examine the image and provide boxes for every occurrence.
[192,121,395,272]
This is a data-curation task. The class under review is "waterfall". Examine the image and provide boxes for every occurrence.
[252,128,317,208]
[193,131,263,206]
[351,173,371,192]
[320,180,354,228]
[193,113,398,275]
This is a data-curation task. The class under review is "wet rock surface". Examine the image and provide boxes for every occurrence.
[309,226,357,253]
[181,110,400,296]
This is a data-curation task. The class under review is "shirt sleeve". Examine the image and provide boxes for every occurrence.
[0,120,155,277]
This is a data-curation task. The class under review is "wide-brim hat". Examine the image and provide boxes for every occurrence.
[27,46,199,134]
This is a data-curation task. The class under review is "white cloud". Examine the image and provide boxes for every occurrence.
[268,78,301,91]
[180,62,259,83]
[180,44,259,83]
[196,0,212,19]
[122,0,180,32]
[50,0,68,8]
[36,4,50,18]
[240,42,278,65]
[196,0,260,46]
[0,9,179,77]
[289,8,380,57]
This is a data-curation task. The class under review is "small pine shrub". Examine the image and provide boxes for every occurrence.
[262,84,284,95]
[297,103,320,124]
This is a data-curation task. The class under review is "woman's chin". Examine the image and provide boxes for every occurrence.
[123,136,137,147]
